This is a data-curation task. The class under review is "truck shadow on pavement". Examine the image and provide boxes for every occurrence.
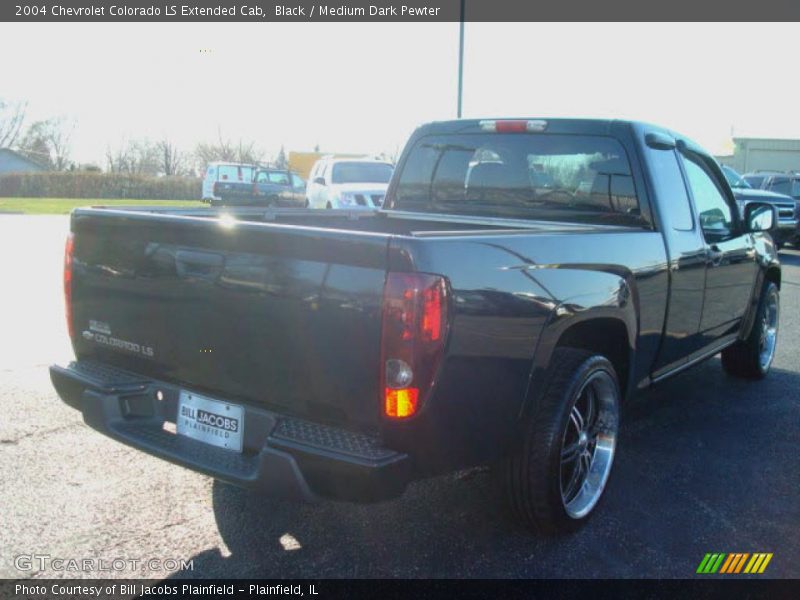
[166,359,799,579]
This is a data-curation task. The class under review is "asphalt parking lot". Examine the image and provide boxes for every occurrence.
[0,214,798,580]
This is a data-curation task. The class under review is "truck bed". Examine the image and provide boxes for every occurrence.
[66,205,633,437]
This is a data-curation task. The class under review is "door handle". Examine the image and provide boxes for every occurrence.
[707,245,724,267]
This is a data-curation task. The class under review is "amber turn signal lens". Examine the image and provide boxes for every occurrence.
[384,387,419,418]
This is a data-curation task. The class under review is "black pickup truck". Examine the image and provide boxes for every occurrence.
[51,119,781,533]
[211,168,306,207]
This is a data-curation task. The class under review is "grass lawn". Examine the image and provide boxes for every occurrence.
[0,197,206,215]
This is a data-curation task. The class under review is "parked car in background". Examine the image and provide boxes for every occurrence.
[202,162,257,202]
[213,168,306,207]
[52,118,781,534]
[306,157,393,209]
[722,165,798,248]
[743,171,800,200]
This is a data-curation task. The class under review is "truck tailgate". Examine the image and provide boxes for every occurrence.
[69,210,390,433]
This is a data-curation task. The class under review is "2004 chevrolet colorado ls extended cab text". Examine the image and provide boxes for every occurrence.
[51,119,781,533]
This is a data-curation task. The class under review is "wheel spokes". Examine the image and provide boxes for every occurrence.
[559,371,619,519]
[569,405,584,434]
[562,459,584,501]
[561,441,581,464]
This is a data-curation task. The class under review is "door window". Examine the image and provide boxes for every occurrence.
[680,154,735,242]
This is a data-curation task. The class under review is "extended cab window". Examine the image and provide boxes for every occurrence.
[680,154,735,241]
[394,133,644,227]
[645,148,693,231]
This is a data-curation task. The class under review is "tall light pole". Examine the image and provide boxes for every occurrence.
[457,0,465,118]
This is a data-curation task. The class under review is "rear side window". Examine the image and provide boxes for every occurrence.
[394,133,644,227]
[219,165,254,182]
[645,147,693,230]
[257,171,290,185]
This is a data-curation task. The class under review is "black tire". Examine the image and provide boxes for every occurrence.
[504,348,620,534]
[721,281,779,379]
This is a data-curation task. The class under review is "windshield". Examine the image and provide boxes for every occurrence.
[744,175,765,189]
[722,166,750,189]
[393,132,645,227]
[331,162,393,184]
[791,179,800,198]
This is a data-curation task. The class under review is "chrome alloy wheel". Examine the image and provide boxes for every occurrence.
[759,286,779,372]
[559,370,619,519]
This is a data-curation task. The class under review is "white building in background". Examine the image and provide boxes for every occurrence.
[716,137,800,173]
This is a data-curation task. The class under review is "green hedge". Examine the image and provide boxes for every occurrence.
[0,172,201,200]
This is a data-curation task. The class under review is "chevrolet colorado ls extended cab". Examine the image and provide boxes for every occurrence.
[51,119,781,533]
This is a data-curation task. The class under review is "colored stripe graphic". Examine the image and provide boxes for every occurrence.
[697,553,727,573]
[699,552,773,574]
[744,553,773,574]
[720,553,749,573]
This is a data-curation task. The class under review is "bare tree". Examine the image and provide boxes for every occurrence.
[157,139,187,176]
[274,145,288,169]
[194,129,263,170]
[0,99,27,148]
[105,138,159,175]
[105,142,132,174]
[17,117,74,170]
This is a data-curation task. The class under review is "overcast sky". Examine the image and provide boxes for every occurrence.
[1,22,798,166]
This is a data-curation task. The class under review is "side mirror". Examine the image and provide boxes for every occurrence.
[744,202,777,232]
[313,177,326,186]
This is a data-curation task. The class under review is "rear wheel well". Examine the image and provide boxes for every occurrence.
[555,318,631,399]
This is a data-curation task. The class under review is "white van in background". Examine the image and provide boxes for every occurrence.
[202,162,257,201]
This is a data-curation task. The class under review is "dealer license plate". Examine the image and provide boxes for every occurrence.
[176,390,244,453]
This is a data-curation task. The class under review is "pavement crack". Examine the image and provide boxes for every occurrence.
[0,422,81,445]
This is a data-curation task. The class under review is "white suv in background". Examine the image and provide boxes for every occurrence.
[306,157,394,209]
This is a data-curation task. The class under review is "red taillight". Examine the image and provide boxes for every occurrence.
[494,120,528,133]
[64,233,75,339]
[479,119,548,133]
[380,273,449,419]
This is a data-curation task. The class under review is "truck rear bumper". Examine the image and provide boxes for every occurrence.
[50,360,411,503]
